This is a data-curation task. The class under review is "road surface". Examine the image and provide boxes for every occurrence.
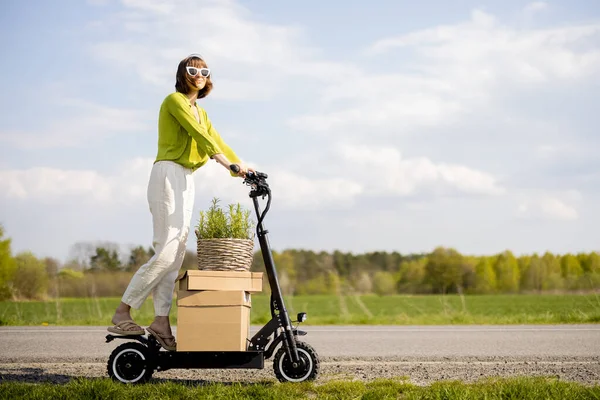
[1,325,599,385]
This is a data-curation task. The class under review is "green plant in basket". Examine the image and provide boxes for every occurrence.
[196,197,254,239]
[195,198,255,271]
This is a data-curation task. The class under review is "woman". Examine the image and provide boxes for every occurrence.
[108,54,253,351]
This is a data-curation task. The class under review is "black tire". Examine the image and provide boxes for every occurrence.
[107,342,154,384]
[273,341,320,383]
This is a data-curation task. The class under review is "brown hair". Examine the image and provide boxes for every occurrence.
[175,55,213,98]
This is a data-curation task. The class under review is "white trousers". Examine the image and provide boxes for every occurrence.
[121,160,195,316]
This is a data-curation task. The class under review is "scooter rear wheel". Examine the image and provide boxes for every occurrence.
[273,341,320,383]
[107,342,154,384]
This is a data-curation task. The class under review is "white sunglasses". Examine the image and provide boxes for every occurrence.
[186,66,210,78]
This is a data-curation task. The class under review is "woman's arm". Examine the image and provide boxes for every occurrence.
[164,94,223,157]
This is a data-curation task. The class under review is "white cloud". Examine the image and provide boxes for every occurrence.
[368,9,600,82]
[524,2,549,13]
[517,192,580,221]
[0,141,502,214]
[337,144,504,196]
[0,97,151,149]
[288,74,463,133]
[0,157,257,208]
[0,158,153,205]
[0,157,363,212]
[290,9,600,138]
[87,0,361,101]
[267,171,363,210]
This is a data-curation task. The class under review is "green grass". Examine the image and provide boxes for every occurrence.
[1,293,599,326]
[1,377,599,399]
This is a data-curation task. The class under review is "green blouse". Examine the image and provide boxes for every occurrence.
[155,92,241,173]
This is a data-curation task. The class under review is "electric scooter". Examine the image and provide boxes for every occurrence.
[105,166,320,383]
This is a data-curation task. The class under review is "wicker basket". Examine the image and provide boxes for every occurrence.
[195,233,254,272]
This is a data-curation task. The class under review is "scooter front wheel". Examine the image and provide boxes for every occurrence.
[107,342,154,384]
[273,341,320,383]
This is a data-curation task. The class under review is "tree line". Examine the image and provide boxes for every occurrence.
[0,225,598,300]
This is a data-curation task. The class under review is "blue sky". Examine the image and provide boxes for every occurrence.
[1,0,599,263]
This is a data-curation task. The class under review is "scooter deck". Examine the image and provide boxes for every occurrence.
[156,350,265,371]
[106,334,265,371]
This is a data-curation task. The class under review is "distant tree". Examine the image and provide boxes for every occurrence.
[352,271,373,294]
[68,241,97,269]
[560,254,583,289]
[70,241,122,270]
[90,247,122,272]
[327,270,342,295]
[577,252,600,290]
[296,277,329,295]
[473,257,497,294]
[126,245,152,272]
[0,225,16,300]
[273,251,297,293]
[578,252,600,274]
[521,254,544,292]
[424,247,465,294]
[372,271,396,296]
[494,250,520,292]
[366,251,401,272]
[62,259,85,271]
[45,257,61,298]
[541,251,564,290]
[397,258,427,294]
[518,255,531,291]
[58,268,84,279]
[278,269,293,296]
[333,250,351,277]
[13,251,49,299]
[34,240,600,296]
[44,257,60,277]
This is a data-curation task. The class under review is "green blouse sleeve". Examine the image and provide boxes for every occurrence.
[165,94,223,156]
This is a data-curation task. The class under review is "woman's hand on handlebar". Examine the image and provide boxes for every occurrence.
[238,164,256,178]
[229,162,255,178]
[213,154,252,177]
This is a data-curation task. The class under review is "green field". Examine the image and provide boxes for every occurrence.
[1,377,599,400]
[1,293,599,326]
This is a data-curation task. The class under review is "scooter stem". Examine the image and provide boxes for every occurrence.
[252,196,301,365]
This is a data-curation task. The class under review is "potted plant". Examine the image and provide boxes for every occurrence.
[194,197,255,271]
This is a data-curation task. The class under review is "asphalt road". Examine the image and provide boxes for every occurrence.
[1,325,599,384]
[1,325,598,362]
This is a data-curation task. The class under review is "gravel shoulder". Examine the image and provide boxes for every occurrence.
[1,357,599,386]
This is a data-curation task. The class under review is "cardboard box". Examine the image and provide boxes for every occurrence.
[177,270,263,292]
[176,290,252,352]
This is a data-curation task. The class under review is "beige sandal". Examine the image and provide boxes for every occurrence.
[146,327,177,351]
[107,320,145,336]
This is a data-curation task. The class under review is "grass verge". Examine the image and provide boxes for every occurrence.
[1,293,599,326]
[1,377,599,399]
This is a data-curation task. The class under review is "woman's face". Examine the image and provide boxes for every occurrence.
[187,64,209,92]
[190,73,206,91]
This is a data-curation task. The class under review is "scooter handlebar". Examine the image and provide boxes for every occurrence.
[229,164,268,180]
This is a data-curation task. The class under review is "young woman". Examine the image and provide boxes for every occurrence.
[107,54,253,351]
